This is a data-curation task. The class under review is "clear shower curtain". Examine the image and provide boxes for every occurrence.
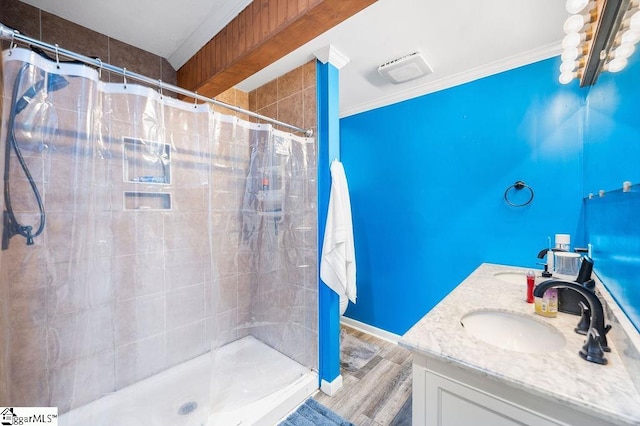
[239,125,317,363]
[0,46,317,424]
[0,47,104,411]
[207,117,318,417]
[0,47,215,417]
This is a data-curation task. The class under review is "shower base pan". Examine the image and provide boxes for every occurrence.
[58,336,318,425]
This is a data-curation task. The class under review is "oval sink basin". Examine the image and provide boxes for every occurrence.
[493,271,526,285]
[460,310,566,353]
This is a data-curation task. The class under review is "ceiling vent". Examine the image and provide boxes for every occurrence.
[377,52,433,84]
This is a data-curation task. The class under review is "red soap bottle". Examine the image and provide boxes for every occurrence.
[526,270,535,303]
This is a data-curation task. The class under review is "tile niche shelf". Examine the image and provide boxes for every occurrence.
[122,137,172,211]
[123,191,172,211]
[122,137,171,185]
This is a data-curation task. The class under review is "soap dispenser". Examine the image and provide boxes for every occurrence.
[535,244,558,317]
[534,266,558,317]
[535,287,558,317]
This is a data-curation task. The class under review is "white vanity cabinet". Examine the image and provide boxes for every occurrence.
[401,264,640,426]
[411,354,608,426]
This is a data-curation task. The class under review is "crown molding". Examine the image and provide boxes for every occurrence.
[314,45,351,70]
[340,41,562,118]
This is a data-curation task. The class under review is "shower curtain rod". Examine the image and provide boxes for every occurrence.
[0,24,313,137]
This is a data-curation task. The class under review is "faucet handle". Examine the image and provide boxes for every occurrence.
[574,301,590,335]
[579,328,608,365]
[602,324,612,352]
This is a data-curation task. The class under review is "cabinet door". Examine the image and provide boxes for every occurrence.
[423,370,563,426]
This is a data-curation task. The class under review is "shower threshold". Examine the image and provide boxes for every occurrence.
[58,336,318,426]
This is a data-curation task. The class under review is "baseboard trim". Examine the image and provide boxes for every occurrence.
[320,375,343,396]
[340,317,402,345]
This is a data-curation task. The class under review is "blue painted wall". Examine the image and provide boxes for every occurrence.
[582,52,640,332]
[341,57,586,335]
[584,190,640,333]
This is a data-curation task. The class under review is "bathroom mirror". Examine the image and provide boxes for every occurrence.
[584,183,640,332]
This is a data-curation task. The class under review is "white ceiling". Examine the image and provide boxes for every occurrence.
[19,0,567,117]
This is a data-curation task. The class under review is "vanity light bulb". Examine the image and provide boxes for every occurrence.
[563,14,586,34]
[560,60,577,73]
[566,0,590,14]
[561,47,580,61]
[614,43,635,59]
[607,57,628,72]
[562,32,583,49]
[559,72,575,84]
[621,29,640,45]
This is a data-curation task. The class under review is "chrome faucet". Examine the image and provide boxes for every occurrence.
[533,279,611,365]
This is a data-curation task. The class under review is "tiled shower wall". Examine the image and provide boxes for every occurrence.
[248,62,318,368]
[0,0,318,410]
[250,61,317,134]
[0,68,225,411]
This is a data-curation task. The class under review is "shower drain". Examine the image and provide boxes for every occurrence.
[177,401,198,416]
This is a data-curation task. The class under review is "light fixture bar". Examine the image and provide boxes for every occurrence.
[581,0,630,86]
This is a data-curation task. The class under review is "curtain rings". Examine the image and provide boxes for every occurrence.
[96,58,103,79]
[54,44,60,69]
[158,79,163,99]
[123,67,127,89]
[9,30,19,55]
[504,180,534,207]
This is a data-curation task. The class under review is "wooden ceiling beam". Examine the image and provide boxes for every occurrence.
[177,0,376,99]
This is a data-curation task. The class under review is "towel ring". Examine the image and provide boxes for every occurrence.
[504,180,534,207]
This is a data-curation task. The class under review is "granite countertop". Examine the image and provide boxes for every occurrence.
[400,263,640,426]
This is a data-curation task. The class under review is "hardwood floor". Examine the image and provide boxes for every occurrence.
[313,325,413,425]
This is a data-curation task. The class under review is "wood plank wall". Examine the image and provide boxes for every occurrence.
[177,0,376,99]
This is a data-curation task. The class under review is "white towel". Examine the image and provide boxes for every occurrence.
[320,160,356,303]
